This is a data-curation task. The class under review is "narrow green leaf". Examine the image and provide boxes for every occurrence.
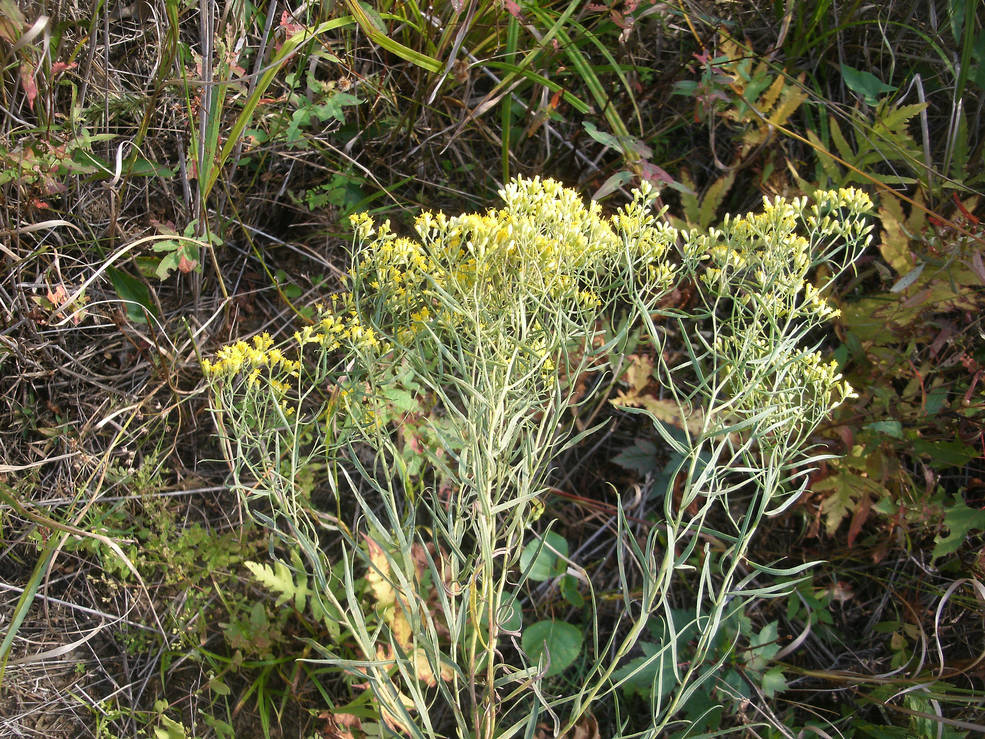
[890,263,925,292]
[344,1,441,73]
[0,537,57,686]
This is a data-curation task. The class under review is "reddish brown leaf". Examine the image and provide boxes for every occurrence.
[46,284,68,306]
[19,62,37,110]
[639,160,674,186]
[51,61,76,76]
[177,253,198,274]
[953,192,980,225]
[846,492,872,548]
[279,10,304,37]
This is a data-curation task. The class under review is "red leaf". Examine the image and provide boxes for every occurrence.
[51,61,77,76]
[47,284,68,306]
[846,493,872,548]
[276,10,304,51]
[19,62,37,110]
[177,253,198,274]
[953,192,980,225]
[279,10,304,37]
[639,160,673,186]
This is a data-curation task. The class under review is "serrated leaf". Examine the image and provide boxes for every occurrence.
[612,438,659,474]
[245,560,298,609]
[757,74,785,117]
[814,471,890,536]
[678,171,701,226]
[612,389,703,435]
[622,353,654,394]
[878,200,916,274]
[319,92,363,122]
[155,251,180,281]
[383,387,419,413]
[874,101,927,134]
[761,667,787,698]
[828,115,854,162]
[768,74,807,127]
[698,171,736,230]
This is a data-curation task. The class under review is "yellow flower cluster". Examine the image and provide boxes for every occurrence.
[294,306,388,355]
[205,179,870,442]
[204,305,387,425]
[202,333,300,378]
[696,189,872,321]
[347,176,679,361]
[691,188,872,428]
[717,334,857,420]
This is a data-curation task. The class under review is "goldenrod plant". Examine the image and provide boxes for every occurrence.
[203,177,873,736]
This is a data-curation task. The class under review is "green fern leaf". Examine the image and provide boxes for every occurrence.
[245,560,299,609]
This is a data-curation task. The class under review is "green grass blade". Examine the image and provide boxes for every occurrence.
[501,15,520,183]
[343,0,442,73]
[528,7,641,138]
[0,533,56,687]
[205,17,360,199]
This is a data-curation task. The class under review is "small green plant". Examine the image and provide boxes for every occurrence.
[814,195,985,556]
[671,32,809,229]
[808,100,928,190]
[204,176,872,735]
